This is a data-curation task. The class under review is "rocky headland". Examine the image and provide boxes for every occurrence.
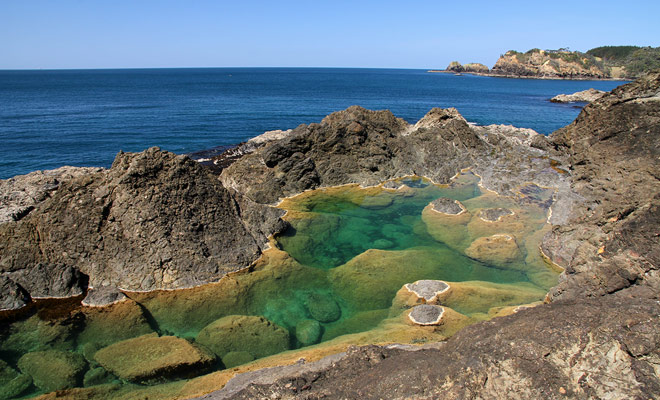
[434,46,660,80]
[0,71,658,399]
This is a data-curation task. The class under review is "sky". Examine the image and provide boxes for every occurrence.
[2,0,659,70]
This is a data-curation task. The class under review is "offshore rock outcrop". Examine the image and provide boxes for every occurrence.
[550,88,606,103]
[0,148,287,304]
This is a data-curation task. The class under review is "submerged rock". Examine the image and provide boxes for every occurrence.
[464,234,523,267]
[17,350,87,392]
[304,293,341,323]
[222,351,255,369]
[196,315,290,360]
[94,334,214,383]
[295,319,322,345]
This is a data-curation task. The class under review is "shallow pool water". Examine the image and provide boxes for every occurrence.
[0,174,559,398]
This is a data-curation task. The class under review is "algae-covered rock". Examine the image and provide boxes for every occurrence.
[0,374,32,400]
[94,334,214,383]
[464,234,523,267]
[195,315,289,360]
[78,298,155,348]
[478,208,514,222]
[305,293,341,323]
[17,350,87,392]
[222,351,255,369]
[295,319,322,345]
[1,312,82,354]
[83,366,114,387]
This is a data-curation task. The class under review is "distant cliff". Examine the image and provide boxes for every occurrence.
[435,46,660,80]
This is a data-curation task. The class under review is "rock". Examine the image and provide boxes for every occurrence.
[83,366,114,387]
[404,280,450,302]
[0,359,18,386]
[490,49,609,79]
[304,293,341,323]
[222,351,255,369]
[78,298,155,348]
[0,374,32,400]
[17,350,87,392]
[295,319,322,345]
[463,63,489,74]
[382,181,403,190]
[0,166,101,224]
[94,334,214,383]
[464,234,523,267]
[478,208,514,222]
[408,304,445,325]
[0,147,287,292]
[550,88,607,103]
[429,198,465,215]
[446,61,464,72]
[547,70,660,299]
[220,106,487,205]
[81,286,127,307]
[196,315,290,360]
[0,275,30,311]
[10,263,87,299]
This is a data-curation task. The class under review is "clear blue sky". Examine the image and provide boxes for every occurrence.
[2,0,659,69]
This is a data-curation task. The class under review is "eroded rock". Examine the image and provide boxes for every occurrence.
[196,315,290,360]
[408,304,445,325]
[94,334,214,383]
[18,350,87,392]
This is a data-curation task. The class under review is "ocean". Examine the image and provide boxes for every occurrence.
[0,68,624,179]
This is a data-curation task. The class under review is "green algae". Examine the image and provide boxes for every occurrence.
[0,173,560,399]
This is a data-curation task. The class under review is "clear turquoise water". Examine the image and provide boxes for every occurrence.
[0,68,624,178]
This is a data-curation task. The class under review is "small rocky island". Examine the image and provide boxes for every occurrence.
[0,71,658,399]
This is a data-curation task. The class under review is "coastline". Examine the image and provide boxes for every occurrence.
[427,69,630,81]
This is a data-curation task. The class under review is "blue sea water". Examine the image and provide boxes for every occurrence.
[0,68,624,179]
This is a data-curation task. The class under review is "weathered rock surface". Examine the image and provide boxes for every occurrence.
[429,197,464,215]
[220,106,488,204]
[404,280,449,302]
[478,207,514,222]
[0,276,30,311]
[0,166,101,224]
[17,349,87,392]
[94,334,214,383]
[408,304,445,325]
[544,70,660,300]
[0,147,287,301]
[550,88,607,103]
[195,315,290,360]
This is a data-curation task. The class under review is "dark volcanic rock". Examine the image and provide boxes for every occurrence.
[220,106,488,204]
[0,147,286,293]
[0,276,30,311]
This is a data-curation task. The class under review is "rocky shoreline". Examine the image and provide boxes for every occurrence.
[1,71,659,398]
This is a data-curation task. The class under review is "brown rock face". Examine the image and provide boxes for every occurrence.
[547,70,660,300]
[0,147,287,295]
